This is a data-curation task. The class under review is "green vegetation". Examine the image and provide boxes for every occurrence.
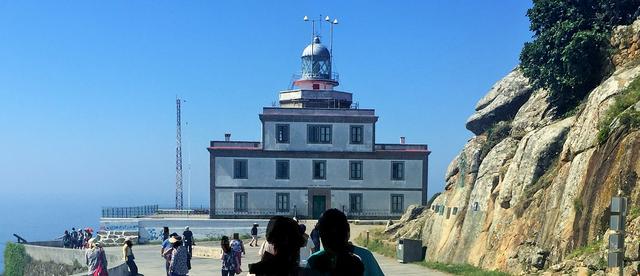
[4,243,27,276]
[354,229,510,275]
[420,262,510,276]
[629,206,640,220]
[573,198,584,214]
[520,0,640,114]
[597,75,640,144]
[567,239,603,259]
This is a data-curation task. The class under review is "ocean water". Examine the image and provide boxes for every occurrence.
[0,199,100,273]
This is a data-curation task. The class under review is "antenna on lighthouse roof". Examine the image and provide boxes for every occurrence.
[325,16,338,68]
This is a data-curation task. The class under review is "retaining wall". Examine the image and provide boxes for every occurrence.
[23,244,129,276]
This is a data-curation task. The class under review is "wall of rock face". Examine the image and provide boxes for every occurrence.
[387,19,640,275]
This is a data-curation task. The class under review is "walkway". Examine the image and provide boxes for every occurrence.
[104,240,450,275]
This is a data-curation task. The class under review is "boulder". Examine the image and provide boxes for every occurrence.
[511,88,556,138]
[466,69,534,135]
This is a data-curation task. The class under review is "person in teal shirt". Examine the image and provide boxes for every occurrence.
[350,243,385,276]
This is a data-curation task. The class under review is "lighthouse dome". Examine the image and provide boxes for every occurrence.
[301,36,330,58]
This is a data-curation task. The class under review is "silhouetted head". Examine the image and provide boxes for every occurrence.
[298,224,306,234]
[233,233,240,240]
[266,216,304,260]
[317,209,350,252]
[221,236,231,253]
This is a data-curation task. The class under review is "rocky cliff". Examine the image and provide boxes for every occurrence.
[387,20,640,275]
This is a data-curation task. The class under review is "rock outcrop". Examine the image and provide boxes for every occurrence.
[387,19,640,275]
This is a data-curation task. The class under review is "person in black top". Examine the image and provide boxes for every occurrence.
[249,223,259,247]
[248,216,305,276]
[162,226,170,241]
[182,226,194,270]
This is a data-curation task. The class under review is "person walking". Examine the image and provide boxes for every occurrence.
[71,228,78,249]
[85,238,108,276]
[306,209,364,275]
[162,233,179,276]
[230,233,245,266]
[123,238,139,276]
[164,236,189,276]
[249,223,259,247]
[163,226,170,241]
[182,226,194,270]
[220,236,240,276]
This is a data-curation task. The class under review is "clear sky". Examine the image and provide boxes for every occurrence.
[0,1,533,208]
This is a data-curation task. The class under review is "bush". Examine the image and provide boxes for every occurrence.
[353,228,396,258]
[4,243,27,276]
[520,0,640,114]
[597,75,640,144]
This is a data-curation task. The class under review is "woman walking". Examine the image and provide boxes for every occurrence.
[123,238,139,275]
[85,238,108,276]
[164,236,189,276]
[220,236,240,276]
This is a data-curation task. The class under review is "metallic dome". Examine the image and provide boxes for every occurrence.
[301,37,330,58]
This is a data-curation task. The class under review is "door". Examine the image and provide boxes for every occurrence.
[312,195,326,219]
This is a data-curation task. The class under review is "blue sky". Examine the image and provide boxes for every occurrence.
[0,1,533,208]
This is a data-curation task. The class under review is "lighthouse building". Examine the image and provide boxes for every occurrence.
[208,36,430,219]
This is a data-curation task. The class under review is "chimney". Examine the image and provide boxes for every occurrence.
[225,133,231,142]
[400,136,406,144]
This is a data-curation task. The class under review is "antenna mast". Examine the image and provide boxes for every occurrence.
[175,97,184,210]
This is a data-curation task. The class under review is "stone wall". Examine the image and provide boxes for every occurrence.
[23,244,129,276]
[96,230,139,247]
[612,19,640,67]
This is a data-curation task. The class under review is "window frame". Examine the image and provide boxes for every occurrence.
[234,192,248,212]
[390,194,404,214]
[275,160,290,180]
[275,124,290,144]
[349,161,363,180]
[312,160,327,180]
[276,193,290,213]
[233,159,248,179]
[307,124,332,144]
[349,125,364,144]
[349,193,363,213]
[391,161,405,181]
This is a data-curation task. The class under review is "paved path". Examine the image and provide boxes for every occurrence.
[105,241,449,275]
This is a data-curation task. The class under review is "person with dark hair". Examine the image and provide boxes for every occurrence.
[163,226,170,241]
[231,232,245,267]
[183,226,194,270]
[220,236,240,276]
[306,209,364,275]
[63,230,72,248]
[123,238,139,275]
[309,224,320,253]
[164,236,189,276]
[249,216,305,276]
[249,223,259,246]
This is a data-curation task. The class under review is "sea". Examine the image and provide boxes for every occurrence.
[0,199,101,274]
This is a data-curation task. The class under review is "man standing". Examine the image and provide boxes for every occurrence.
[249,223,259,247]
[182,226,194,270]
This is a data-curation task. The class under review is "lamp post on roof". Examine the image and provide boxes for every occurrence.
[325,16,338,68]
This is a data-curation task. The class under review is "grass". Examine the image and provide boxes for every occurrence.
[3,243,27,276]
[629,206,640,221]
[597,75,640,144]
[567,239,603,259]
[353,229,511,275]
[420,262,511,276]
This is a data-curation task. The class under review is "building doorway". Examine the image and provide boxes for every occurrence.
[312,195,326,219]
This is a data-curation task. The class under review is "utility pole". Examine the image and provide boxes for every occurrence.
[175,97,184,210]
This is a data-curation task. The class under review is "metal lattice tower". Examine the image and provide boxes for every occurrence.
[175,98,183,210]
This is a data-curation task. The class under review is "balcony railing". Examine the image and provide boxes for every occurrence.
[210,141,262,149]
[375,144,429,151]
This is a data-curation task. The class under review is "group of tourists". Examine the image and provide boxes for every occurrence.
[161,226,196,276]
[62,227,94,249]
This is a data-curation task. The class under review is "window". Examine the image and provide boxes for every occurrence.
[350,125,364,144]
[276,124,290,143]
[313,160,326,180]
[276,193,290,212]
[312,83,320,90]
[349,193,363,213]
[308,125,332,144]
[473,202,479,212]
[452,207,458,215]
[349,161,363,180]
[233,159,248,179]
[234,192,248,212]
[391,161,405,180]
[446,207,451,219]
[391,194,404,214]
[276,160,290,179]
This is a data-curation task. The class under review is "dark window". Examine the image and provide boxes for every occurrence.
[473,202,479,211]
[313,160,326,180]
[312,83,320,90]
[452,207,458,215]
[391,161,405,180]
[439,205,445,215]
[308,125,332,144]
[349,161,363,180]
[233,159,248,179]
[276,193,290,212]
[349,193,363,213]
[391,194,404,214]
[350,125,364,144]
[276,160,290,179]
[234,192,248,212]
[276,124,290,143]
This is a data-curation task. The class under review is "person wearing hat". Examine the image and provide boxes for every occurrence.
[249,223,259,247]
[123,238,139,276]
[162,233,179,276]
[163,236,189,276]
[182,226,194,269]
[85,237,108,276]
